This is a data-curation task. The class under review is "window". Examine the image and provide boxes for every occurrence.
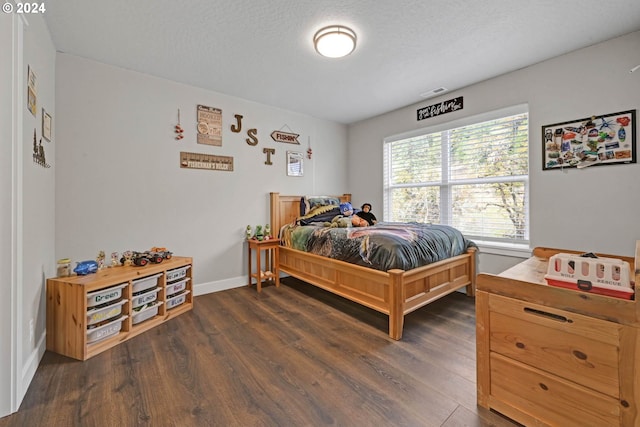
[383,105,529,243]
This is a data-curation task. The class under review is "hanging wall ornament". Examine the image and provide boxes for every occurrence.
[307,136,313,159]
[32,128,50,168]
[175,109,184,140]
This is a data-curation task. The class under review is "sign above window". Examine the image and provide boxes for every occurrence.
[417,96,463,121]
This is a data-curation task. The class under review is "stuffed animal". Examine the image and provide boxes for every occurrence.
[325,202,368,228]
[326,216,351,228]
[339,202,353,216]
[351,215,369,227]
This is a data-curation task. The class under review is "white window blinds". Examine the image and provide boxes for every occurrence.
[383,107,529,243]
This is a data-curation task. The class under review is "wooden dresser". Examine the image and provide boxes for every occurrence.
[476,242,640,427]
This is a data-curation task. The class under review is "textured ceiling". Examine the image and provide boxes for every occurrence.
[43,0,640,124]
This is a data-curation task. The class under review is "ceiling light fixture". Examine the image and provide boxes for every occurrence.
[313,25,356,58]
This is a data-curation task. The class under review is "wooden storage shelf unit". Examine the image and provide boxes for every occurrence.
[476,243,640,427]
[47,256,193,361]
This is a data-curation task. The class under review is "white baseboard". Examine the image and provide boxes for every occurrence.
[193,275,246,296]
[19,331,46,405]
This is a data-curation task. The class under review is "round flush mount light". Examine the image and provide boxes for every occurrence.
[313,25,357,58]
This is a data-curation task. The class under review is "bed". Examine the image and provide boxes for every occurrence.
[270,192,477,340]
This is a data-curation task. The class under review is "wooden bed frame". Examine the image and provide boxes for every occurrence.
[270,192,477,340]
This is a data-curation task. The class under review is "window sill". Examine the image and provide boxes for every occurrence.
[474,240,531,258]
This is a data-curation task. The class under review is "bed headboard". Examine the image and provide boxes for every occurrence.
[269,192,351,237]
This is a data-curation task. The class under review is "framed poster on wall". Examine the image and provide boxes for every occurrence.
[542,109,636,170]
[287,151,303,177]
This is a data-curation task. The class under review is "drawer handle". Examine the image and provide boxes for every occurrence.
[523,307,570,323]
[572,350,587,360]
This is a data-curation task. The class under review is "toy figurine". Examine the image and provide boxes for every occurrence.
[246,225,252,240]
[110,252,119,267]
[96,250,106,270]
[254,225,264,241]
[121,250,134,266]
[264,224,271,240]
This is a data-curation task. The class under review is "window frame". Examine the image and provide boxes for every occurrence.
[383,104,530,244]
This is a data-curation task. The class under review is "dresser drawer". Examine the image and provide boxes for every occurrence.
[490,352,620,427]
[488,293,621,397]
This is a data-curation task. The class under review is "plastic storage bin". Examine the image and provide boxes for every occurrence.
[132,301,163,325]
[544,253,634,299]
[132,273,163,294]
[131,287,161,309]
[86,300,127,326]
[166,278,190,297]
[166,265,191,283]
[86,315,128,344]
[166,290,190,310]
[86,283,128,308]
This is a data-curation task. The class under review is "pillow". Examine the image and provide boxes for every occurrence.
[298,205,340,226]
[300,195,342,216]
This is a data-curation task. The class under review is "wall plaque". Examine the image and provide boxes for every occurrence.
[180,152,233,171]
[197,105,222,146]
[417,96,463,121]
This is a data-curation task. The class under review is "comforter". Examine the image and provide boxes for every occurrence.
[280,222,475,271]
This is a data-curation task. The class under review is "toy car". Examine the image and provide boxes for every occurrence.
[73,260,98,275]
[150,247,173,260]
[125,248,174,267]
[130,251,153,266]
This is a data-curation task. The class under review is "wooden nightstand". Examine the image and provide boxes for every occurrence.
[247,239,280,292]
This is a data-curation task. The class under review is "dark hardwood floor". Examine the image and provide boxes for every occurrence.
[1,278,519,427]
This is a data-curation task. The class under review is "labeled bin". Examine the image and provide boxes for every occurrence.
[86,300,127,326]
[131,287,161,309]
[86,283,127,308]
[86,315,128,344]
[166,265,191,283]
[166,290,190,310]
[166,278,190,297]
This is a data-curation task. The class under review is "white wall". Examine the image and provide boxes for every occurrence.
[55,54,348,293]
[347,31,640,273]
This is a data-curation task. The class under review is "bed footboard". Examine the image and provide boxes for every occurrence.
[279,246,476,340]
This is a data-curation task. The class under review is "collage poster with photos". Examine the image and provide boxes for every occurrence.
[542,110,636,170]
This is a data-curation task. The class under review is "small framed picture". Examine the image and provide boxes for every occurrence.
[27,87,36,116]
[42,109,52,142]
[286,151,304,177]
[27,66,37,117]
[28,65,36,91]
